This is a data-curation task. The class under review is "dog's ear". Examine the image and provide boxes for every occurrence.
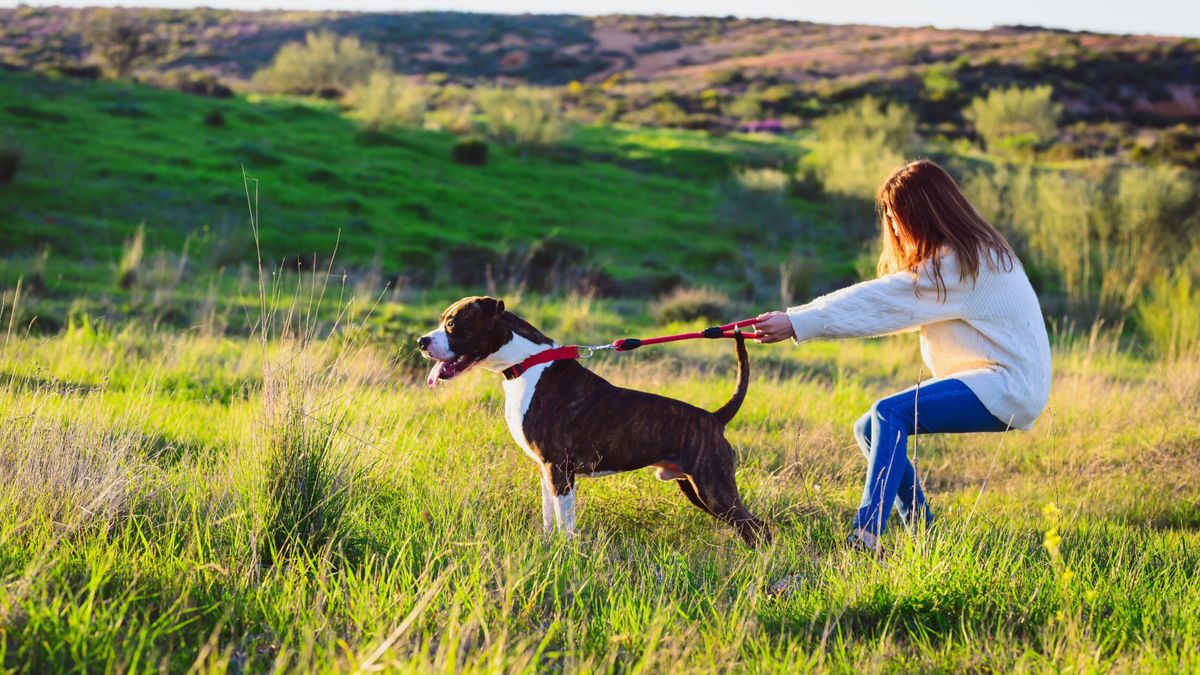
[483,297,505,322]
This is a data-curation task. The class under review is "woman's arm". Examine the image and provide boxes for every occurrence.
[756,258,974,343]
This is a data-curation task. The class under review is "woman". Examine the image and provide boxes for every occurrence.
[754,160,1051,553]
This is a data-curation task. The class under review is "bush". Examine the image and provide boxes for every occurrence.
[475,86,568,148]
[347,71,426,131]
[652,287,733,324]
[0,144,21,185]
[714,169,803,249]
[964,163,1198,319]
[253,30,389,97]
[117,224,145,290]
[452,137,489,166]
[803,96,916,200]
[159,69,234,98]
[1137,270,1200,359]
[921,64,960,102]
[964,85,1062,153]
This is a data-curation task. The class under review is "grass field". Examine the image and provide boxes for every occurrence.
[0,71,837,299]
[3,43,1199,672]
[1,278,1198,671]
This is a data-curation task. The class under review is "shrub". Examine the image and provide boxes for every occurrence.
[714,168,802,247]
[964,163,1198,319]
[1137,270,1200,359]
[964,85,1062,153]
[921,64,960,102]
[82,10,165,79]
[453,137,489,166]
[117,223,145,289]
[803,96,916,200]
[0,144,21,185]
[476,86,568,148]
[253,30,389,97]
[159,69,234,98]
[652,287,733,324]
[347,71,426,131]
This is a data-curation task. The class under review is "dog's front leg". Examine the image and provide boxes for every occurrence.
[544,464,577,536]
[539,472,556,534]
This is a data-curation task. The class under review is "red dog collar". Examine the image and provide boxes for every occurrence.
[502,346,580,380]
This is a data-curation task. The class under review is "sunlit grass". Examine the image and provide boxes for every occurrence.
[1,300,1197,671]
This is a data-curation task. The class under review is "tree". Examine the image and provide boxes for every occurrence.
[82,10,164,79]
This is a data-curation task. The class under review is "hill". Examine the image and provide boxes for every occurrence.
[0,71,843,306]
[3,6,1198,145]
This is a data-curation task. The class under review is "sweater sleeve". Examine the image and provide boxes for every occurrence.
[787,257,974,342]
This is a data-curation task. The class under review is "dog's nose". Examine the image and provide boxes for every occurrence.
[418,336,432,351]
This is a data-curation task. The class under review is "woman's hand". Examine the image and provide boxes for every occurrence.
[752,311,795,343]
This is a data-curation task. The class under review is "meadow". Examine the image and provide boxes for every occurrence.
[2,12,1200,672]
[1,280,1198,672]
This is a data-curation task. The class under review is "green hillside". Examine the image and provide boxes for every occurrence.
[1,72,844,298]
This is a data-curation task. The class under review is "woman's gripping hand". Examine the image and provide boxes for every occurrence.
[753,311,795,343]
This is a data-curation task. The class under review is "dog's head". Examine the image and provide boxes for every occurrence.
[418,296,551,387]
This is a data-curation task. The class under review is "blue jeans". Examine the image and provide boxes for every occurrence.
[853,378,1010,536]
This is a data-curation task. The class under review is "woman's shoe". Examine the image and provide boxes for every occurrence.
[846,528,883,558]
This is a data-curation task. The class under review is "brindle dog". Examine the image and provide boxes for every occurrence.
[419,296,770,546]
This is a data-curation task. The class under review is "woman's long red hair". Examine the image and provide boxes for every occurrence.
[876,159,1015,300]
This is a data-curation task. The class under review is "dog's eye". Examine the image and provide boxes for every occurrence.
[445,320,455,331]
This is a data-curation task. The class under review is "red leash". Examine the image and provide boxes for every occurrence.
[502,318,761,380]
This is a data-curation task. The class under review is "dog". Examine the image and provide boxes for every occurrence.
[418,296,770,546]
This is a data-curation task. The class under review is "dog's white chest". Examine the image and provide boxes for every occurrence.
[501,364,547,465]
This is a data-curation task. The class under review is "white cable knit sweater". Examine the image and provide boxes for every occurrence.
[786,250,1052,430]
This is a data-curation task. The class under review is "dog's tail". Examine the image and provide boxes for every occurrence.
[712,331,749,426]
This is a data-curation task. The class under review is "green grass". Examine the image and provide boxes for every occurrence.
[0,71,832,294]
[1,288,1198,671]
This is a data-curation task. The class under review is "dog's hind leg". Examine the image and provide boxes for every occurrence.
[690,446,771,546]
[676,478,715,516]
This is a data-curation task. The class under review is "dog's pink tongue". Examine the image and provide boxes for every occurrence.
[426,361,445,388]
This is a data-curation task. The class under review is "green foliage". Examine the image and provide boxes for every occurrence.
[723,92,763,120]
[965,163,1198,318]
[964,85,1062,154]
[0,143,20,185]
[475,85,568,147]
[804,96,916,200]
[921,63,960,102]
[253,30,389,96]
[81,10,164,79]
[651,286,732,323]
[347,70,427,131]
[1137,270,1200,359]
[452,136,489,166]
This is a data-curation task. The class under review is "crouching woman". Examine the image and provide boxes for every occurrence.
[754,160,1051,553]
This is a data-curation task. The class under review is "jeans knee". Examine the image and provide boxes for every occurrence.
[853,412,872,454]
